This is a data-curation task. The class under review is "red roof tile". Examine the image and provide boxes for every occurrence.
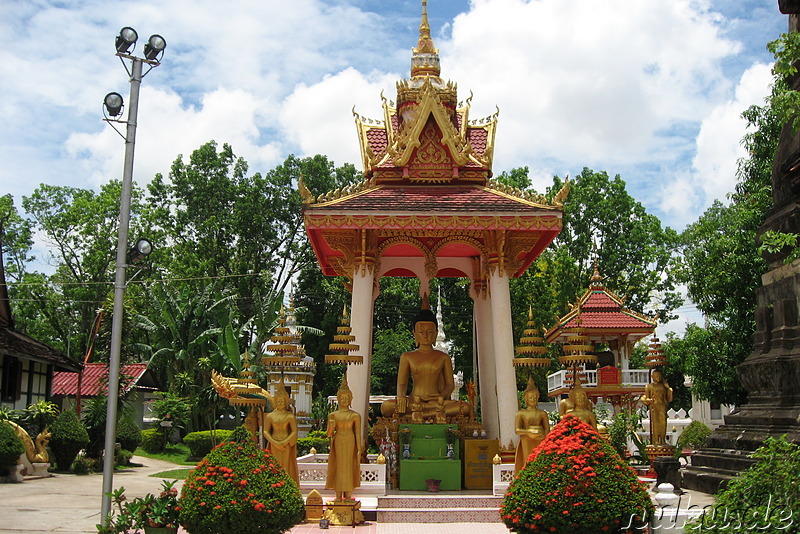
[467,128,488,157]
[53,362,149,397]
[563,311,654,330]
[309,186,555,213]
[581,291,621,309]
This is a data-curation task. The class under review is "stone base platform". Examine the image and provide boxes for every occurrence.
[376,492,502,523]
[681,448,756,494]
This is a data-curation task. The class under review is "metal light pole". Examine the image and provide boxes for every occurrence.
[100,28,165,524]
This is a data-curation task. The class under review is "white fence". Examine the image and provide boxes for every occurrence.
[296,453,386,497]
[547,369,650,393]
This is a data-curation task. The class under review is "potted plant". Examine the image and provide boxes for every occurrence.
[98,481,181,534]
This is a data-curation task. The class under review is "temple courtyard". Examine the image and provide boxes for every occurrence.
[0,454,715,533]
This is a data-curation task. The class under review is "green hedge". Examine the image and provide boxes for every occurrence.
[0,422,25,475]
[49,409,89,471]
[297,436,329,455]
[141,428,164,453]
[182,430,234,458]
[116,415,142,452]
[677,420,712,451]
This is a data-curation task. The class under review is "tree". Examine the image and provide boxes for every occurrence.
[19,181,146,359]
[673,67,779,405]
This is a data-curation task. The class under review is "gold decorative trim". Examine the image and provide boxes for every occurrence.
[305,213,562,232]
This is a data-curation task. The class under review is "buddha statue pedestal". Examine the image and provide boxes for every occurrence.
[323,499,364,526]
[398,424,462,491]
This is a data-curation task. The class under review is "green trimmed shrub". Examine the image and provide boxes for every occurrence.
[677,420,712,452]
[49,409,90,471]
[502,414,654,534]
[296,436,329,455]
[71,455,92,475]
[183,430,234,458]
[141,428,163,454]
[116,449,134,467]
[687,436,800,533]
[0,422,25,476]
[179,426,304,534]
[116,415,142,452]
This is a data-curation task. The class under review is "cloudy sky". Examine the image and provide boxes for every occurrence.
[0,0,789,334]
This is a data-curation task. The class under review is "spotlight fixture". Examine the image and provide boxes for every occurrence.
[127,238,153,264]
[115,26,138,54]
[143,34,166,61]
[103,92,124,117]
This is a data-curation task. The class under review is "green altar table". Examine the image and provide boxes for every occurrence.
[398,424,461,491]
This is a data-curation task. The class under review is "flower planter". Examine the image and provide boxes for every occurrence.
[425,478,441,492]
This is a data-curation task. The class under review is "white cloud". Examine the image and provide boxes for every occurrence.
[660,62,773,226]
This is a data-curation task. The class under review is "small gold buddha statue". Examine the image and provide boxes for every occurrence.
[326,371,362,501]
[559,381,598,430]
[514,376,550,474]
[640,368,673,446]
[263,376,299,485]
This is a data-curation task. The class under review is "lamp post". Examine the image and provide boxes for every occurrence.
[100,27,165,524]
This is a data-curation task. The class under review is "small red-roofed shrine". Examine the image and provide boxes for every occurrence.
[545,264,656,410]
[301,1,567,447]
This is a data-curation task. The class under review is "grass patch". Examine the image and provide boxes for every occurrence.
[134,443,196,466]
[151,467,192,480]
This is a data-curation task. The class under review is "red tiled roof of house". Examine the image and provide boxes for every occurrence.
[309,186,555,213]
[562,311,654,330]
[581,291,622,309]
[52,362,149,397]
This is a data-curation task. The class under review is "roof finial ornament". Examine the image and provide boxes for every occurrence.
[590,240,604,288]
[411,0,440,78]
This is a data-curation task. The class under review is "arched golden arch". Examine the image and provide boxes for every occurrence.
[429,235,487,261]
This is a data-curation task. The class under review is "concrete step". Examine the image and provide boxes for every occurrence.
[376,495,502,523]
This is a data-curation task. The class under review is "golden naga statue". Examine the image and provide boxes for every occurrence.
[263,378,299,485]
[640,368,673,446]
[5,421,50,464]
[559,380,598,430]
[514,376,550,474]
[326,371,362,501]
[380,296,471,423]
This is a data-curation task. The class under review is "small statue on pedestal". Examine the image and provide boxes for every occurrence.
[640,368,673,446]
[514,376,550,474]
[263,377,299,485]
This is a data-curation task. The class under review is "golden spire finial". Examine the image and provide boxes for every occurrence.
[411,0,440,77]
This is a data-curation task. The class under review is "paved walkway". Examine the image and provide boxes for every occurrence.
[0,456,713,534]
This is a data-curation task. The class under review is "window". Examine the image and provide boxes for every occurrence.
[1,355,23,402]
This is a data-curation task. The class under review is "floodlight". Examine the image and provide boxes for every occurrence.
[115,27,138,54]
[143,34,166,61]
[103,92,124,117]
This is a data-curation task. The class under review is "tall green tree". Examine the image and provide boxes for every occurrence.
[672,55,780,406]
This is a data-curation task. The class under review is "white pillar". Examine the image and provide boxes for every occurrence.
[489,270,518,450]
[349,264,376,445]
[474,291,499,439]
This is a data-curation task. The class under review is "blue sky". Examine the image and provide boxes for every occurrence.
[0,0,789,334]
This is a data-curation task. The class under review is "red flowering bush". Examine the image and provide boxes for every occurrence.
[179,426,304,533]
[502,415,654,534]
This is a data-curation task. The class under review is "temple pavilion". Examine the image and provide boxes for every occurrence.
[545,263,656,411]
[301,1,567,449]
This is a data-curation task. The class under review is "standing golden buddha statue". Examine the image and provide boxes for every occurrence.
[262,377,299,485]
[640,368,673,446]
[514,376,550,474]
[326,371,362,501]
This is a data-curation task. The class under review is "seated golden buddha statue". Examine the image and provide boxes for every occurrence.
[558,381,598,430]
[380,299,471,423]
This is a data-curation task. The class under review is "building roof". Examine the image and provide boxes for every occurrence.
[546,266,656,343]
[0,328,82,371]
[52,362,157,397]
[0,248,81,371]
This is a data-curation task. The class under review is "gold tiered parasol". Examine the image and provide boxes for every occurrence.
[644,337,668,368]
[558,318,596,388]
[513,307,551,368]
[262,305,302,366]
[324,305,363,364]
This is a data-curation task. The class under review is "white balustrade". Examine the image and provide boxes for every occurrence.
[296,453,386,496]
[492,463,515,496]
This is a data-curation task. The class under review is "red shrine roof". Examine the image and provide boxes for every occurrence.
[53,362,156,397]
[308,185,557,213]
[545,268,656,343]
[300,2,567,282]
